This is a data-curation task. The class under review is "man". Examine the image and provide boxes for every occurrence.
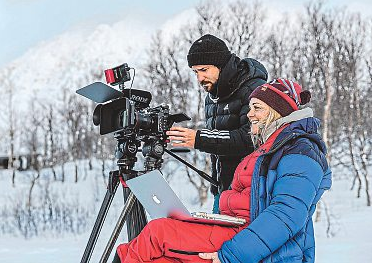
[167,34,268,212]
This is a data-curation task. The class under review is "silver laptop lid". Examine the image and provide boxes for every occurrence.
[126,170,190,219]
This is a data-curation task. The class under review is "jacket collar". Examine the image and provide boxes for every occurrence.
[262,108,314,143]
[269,110,327,155]
[209,55,268,102]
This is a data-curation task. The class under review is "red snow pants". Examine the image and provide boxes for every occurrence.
[116,217,243,263]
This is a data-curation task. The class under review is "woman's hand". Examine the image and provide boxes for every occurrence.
[199,252,221,263]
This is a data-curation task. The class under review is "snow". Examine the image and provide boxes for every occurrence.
[1,2,372,263]
[0,162,371,263]
[315,178,372,262]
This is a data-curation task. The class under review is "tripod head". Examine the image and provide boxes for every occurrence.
[114,130,167,180]
[114,131,139,172]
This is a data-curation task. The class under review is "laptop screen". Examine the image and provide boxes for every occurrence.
[126,170,190,219]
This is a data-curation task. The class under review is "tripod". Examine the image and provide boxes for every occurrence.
[80,134,218,263]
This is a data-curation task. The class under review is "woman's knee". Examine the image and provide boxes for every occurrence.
[145,218,172,231]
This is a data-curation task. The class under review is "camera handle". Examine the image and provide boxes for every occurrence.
[164,149,219,187]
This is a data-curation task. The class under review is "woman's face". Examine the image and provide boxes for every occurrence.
[247,98,270,135]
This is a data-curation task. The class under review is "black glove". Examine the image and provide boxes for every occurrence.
[210,183,219,196]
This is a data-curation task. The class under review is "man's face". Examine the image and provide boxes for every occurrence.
[191,65,220,92]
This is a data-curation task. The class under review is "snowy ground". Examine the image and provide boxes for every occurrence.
[314,178,372,262]
[0,165,371,263]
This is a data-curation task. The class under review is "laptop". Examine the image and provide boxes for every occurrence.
[126,170,246,226]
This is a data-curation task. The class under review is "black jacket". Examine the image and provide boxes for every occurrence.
[194,55,268,194]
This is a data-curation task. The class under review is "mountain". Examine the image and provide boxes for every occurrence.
[1,17,161,110]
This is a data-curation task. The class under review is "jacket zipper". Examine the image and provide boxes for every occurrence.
[212,104,218,129]
[251,156,264,221]
[168,248,201,255]
[237,155,253,189]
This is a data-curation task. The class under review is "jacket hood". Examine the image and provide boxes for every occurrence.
[275,114,328,155]
[238,57,268,86]
[211,55,268,101]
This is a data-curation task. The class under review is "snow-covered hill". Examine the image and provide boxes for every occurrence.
[1,17,157,112]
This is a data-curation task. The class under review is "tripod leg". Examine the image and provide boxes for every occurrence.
[122,186,148,240]
[122,173,148,241]
[80,172,120,263]
[99,192,136,263]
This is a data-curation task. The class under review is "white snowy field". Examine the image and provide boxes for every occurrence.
[0,163,371,263]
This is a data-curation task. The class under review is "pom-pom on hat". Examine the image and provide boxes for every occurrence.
[249,79,311,117]
[187,34,232,68]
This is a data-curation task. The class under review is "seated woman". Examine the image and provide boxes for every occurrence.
[114,79,332,263]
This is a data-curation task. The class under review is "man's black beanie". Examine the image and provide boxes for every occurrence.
[187,34,232,68]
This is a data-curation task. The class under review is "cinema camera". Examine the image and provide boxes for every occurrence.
[78,64,218,263]
[76,63,190,170]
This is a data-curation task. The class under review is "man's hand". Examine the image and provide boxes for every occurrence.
[199,252,221,263]
[166,127,197,148]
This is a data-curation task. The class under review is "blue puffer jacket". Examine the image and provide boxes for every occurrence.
[218,117,332,263]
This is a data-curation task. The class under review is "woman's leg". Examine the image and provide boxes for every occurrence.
[149,257,182,263]
[115,247,181,263]
[117,218,238,263]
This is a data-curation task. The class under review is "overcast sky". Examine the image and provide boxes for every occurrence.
[1,0,371,68]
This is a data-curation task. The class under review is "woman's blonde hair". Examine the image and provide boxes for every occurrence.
[263,107,282,130]
[251,107,282,148]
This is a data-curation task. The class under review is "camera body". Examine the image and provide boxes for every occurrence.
[94,97,181,136]
[77,63,190,138]
[135,104,172,135]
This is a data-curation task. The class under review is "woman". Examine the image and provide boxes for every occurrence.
[114,79,332,263]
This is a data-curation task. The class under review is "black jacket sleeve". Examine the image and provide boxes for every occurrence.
[194,88,254,156]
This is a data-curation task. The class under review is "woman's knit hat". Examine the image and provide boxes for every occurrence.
[187,34,232,68]
[249,79,311,117]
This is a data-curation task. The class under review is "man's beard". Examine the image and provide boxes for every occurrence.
[200,80,214,92]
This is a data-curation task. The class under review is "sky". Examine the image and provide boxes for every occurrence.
[0,0,202,67]
[1,0,372,68]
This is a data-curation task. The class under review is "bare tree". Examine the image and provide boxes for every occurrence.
[45,104,58,180]
[143,32,191,113]
[225,0,266,58]
[261,17,295,78]
[20,98,44,210]
[0,66,18,186]
[298,2,337,161]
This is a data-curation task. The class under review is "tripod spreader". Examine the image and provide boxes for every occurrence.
[164,148,219,187]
